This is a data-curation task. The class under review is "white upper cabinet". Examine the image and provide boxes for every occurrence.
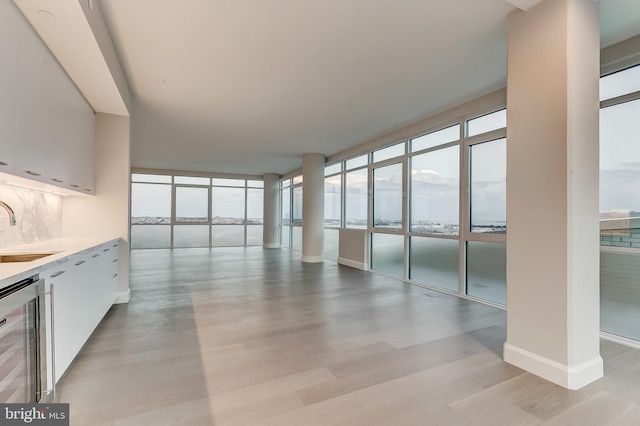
[48,59,76,185]
[48,59,95,193]
[0,1,95,194]
[15,16,52,183]
[0,0,19,175]
[69,98,96,194]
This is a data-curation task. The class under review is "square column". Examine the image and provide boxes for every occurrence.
[504,0,602,389]
[302,153,325,262]
[263,173,280,248]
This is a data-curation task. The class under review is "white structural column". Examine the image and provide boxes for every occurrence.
[302,153,325,262]
[263,173,280,248]
[504,0,602,389]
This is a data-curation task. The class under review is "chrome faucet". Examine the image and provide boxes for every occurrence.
[0,201,16,226]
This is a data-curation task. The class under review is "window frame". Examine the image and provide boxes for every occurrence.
[130,172,264,249]
[324,165,343,229]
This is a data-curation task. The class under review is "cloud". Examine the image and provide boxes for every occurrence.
[411,169,439,176]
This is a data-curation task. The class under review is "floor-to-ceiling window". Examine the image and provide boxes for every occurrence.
[246,181,265,246]
[344,155,368,230]
[130,173,263,249]
[409,124,460,292]
[599,64,640,341]
[463,109,507,305]
[131,174,172,249]
[174,176,210,248]
[324,106,507,306]
[324,164,342,260]
[370,143,405,278]
[280,175,303,251]
[211,178,245,246]
[280,179,291,248]
[292,180,303,251]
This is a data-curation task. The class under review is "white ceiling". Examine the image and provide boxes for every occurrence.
[98,0,640,175]
[13,0,129,115]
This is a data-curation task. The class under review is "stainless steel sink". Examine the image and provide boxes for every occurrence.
[0,252,58,263]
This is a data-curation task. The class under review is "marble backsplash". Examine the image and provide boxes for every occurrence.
[0,185,63,249]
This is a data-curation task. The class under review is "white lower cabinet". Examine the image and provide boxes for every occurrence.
[42,240,120,385]
[85,243,119,335]
[44,255,87,384]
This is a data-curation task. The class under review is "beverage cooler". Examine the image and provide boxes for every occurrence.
[0,276,46,403]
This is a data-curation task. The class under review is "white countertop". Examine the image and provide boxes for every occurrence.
[0,237,120,289]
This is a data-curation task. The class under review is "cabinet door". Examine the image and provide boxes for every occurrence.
[103,242,120,306]
[86,245,118,331]
[49,65,95,194]
[1,4,96,191]
[110,241,120,293]
[47,62,77,187]
[0,0,19,174]
[69,102,95,194]
[15,17,52,182]
[85,251,103,333]
[48,256,88,383]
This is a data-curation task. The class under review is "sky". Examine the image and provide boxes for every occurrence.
[600,98,640,212]
[131,181,264,220]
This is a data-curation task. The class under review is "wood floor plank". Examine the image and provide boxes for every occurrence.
[208,368,334,411]
[450,373,586,422]
[212,392,305,425]
[325,328,501,379]
[613,406,640,425]
[542,391,637,426]
[261,350,515,425]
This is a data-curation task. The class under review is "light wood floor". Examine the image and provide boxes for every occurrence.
[56,247,640,425]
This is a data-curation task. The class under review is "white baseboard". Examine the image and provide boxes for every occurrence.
[338,257,368,270]
[263,243,280,249]
[302,255,324,263]
[601,331,640,350]
[115,288,131,304]
[504,342,603,390]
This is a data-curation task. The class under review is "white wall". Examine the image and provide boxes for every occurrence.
[338,229,369,270]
